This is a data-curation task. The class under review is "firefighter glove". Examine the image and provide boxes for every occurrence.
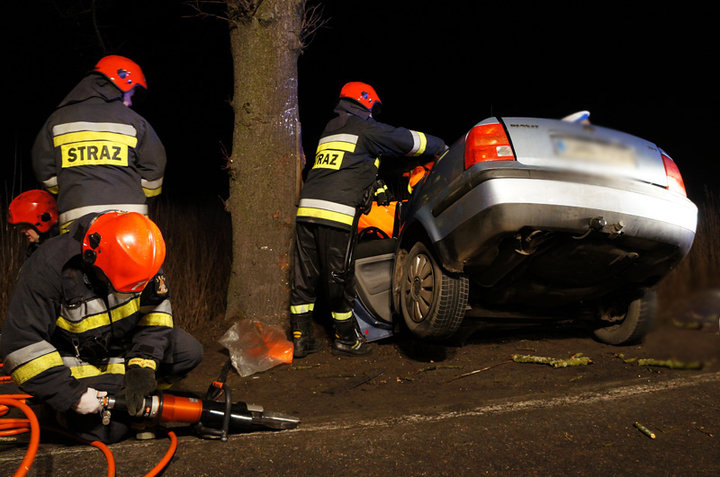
[373,180,390,207]
[72,387,107,415]
[123,362,157,416]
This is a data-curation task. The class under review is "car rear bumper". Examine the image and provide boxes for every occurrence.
[424,175,698,271]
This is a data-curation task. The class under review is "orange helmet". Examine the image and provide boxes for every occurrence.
[340,82,382,112]
[94,55,147,93]
[7,189,58,233]
[82,211,166,292]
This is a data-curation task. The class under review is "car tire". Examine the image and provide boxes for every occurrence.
[400,242,469,339]
[593,289,657,345]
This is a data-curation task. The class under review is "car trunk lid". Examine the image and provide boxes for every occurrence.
[501,117,669,188]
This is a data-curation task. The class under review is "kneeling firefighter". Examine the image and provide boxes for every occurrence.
[290,81,447,358]
[0,211,203,443]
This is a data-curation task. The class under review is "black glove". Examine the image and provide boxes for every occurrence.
[122,364,157,416]
[373,180,390,207]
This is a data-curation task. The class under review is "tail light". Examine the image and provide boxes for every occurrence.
[661,152,687,197]
[464,122,515,170]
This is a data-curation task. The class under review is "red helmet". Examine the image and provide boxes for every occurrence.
[7,190,58,233]
[82,211,166,293]
[340,82,382,112]
[94,55,147,93]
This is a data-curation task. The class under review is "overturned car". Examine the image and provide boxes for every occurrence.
[353,112,698,345]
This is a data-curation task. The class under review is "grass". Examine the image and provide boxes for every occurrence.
[0,189,717,334]
[148,196,232,332]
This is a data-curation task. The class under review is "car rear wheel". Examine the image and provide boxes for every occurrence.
[593,289,657,345]
[400,242,469,339]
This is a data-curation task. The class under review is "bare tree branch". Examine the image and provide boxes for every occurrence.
[91,0,107,53]
[299,2,327,51]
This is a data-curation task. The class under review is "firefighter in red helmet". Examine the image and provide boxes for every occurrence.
[7,189,59,253]
[1,211,203,443]
[31,55,166,232]
[289,81,448,358]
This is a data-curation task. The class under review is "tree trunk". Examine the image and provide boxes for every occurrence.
[225,0,305,327]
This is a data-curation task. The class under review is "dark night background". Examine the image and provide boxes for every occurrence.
[5,1,718,205]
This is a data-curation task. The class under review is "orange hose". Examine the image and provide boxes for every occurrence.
[0,396,41,477]
[43,426,117,477]
[0,377,176,477]
[144,431,177,477]
[89,439,116,477]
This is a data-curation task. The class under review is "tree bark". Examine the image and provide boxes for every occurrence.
[225,0,305,326]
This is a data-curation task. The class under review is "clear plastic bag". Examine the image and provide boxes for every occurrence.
[218,319,293,377]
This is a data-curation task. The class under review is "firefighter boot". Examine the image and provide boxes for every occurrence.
[332,316,371,356]
[292,315,319,358]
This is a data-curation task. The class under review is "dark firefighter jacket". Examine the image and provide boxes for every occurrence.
[31,73,166,228]
[297,99,447,230]
[0,214,173,413]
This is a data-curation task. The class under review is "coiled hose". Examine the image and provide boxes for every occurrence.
[1,367,175,476]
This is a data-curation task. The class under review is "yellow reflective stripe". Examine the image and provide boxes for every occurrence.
[110,296,142,320]
[59,221,73,234]
[316,141,357,153]
[11,352,64,385]
[69,362,126,379]
[374,158,380,169]
[4,340,58,371]
[143,186,162,198]
[53,131,138,148]
[59,222,72,234]
[290,303,314,315]
[332,311,353,321]
[137,312,173,328]
[56,296,141,333]
[56,312,110,333]
[141,178,163,198]
[127,357,157,370]
[408,130,428,156]
[297,207,354,226]
[417,133,428,155]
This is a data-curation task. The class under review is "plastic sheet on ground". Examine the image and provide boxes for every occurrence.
[219,319,293,377]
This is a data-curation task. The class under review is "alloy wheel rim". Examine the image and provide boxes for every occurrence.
[405,253,434,323]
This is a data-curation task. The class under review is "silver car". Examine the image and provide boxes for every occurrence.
[353,112,698,345]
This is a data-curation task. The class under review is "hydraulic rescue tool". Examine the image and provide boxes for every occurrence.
[1,360,299,477]
[98,367,300,441]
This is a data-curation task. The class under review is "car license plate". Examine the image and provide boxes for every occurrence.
[553,136,636,167]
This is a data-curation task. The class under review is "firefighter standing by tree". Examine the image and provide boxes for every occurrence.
[0,211,203,443]
[290,82,448,358]
[31,55,166,233]
[7,189,59,256]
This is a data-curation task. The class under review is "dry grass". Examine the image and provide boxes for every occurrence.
[149,196,232,332]
[0,221,26,318]
[657,187,720,312]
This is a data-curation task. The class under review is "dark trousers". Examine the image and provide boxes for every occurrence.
[60,328,203,443]
[290,222,355,320]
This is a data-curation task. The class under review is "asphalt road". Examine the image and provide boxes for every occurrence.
[1,318,718,476]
